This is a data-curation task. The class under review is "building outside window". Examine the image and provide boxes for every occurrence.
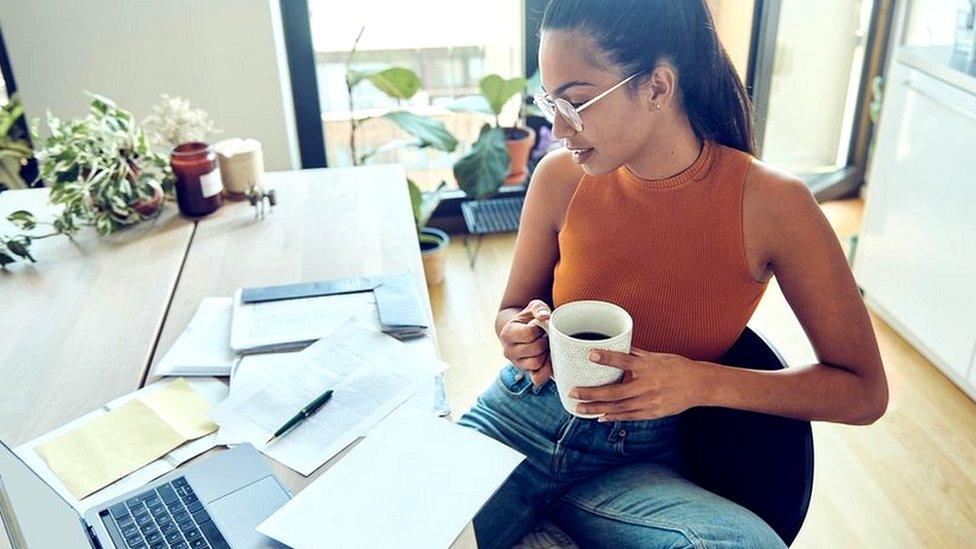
[308,0,524,191]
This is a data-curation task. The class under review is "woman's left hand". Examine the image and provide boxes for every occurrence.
[568,348,708,421]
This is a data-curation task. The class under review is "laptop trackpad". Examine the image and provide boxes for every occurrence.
[207,476,290,548]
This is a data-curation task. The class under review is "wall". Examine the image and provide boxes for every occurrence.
[0,0,300,171]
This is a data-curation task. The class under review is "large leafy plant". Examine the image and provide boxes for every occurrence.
[450,72,542,201]
[345,28,457,166]
[344,27,456,242]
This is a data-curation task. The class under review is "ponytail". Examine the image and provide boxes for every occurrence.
[541,0,756,155]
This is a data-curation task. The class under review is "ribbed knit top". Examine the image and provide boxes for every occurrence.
[551,140,768,361]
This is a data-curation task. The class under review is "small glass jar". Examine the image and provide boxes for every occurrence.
[171,142,223,217]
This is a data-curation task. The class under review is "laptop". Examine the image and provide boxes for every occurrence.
[0,440,290,549]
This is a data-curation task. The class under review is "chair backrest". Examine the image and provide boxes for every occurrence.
[678,327,814,546]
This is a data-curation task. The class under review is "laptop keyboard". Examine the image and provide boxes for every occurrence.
[101,476,229,549]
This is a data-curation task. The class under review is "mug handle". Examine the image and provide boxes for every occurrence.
[527,317,555,384]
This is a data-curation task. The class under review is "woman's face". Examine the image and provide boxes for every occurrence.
[538,29,658,176]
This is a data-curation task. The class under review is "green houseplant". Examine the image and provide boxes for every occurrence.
[1,94,175,268]
[450,73,540,201]
[409,179,450,285]
[0,97,34,191]
[345,27,457,167]
[38,94,174,236]
[344,27,458,285]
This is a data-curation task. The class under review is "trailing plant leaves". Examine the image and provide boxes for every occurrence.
[7,210,36,231]
[35,93,172,238]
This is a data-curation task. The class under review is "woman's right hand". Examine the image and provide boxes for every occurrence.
[499,300,552,386]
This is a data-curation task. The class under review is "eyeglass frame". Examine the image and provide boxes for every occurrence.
[533,71,642,132]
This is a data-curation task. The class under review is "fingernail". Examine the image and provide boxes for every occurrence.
[568,390,579,398]
[597,416,607,422]
[588,351,600,361]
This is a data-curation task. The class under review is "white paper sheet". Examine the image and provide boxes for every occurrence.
[16,378,228,514]
[231,289,379,353]
[214,351,302,446]
[209,319,449,475]
[153,297,236,377]
[257,405,525,549]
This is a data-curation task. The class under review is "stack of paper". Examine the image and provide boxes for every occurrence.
[230,272,429,354]
[209,318,449,475]
[154,298,236,377]
[257,405,525,548]
[17,378,227,512]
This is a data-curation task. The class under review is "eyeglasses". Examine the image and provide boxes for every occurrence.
[533,72,641,133]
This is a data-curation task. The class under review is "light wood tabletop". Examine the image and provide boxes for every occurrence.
[148,164,440,388]
[0,189,194,446]
[0,167,474,547]
[147,165,449,487]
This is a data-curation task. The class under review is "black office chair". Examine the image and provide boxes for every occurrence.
[678,327,814,546]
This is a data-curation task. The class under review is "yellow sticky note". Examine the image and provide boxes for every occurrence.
[35,399,185,499]
[139,378,218,441]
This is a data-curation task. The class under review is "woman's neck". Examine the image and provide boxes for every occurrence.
[624,114,703,181]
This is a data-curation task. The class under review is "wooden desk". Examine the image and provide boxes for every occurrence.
[148,163,449,475]
[0,166,473,547]
[0,189,194,446]
[150,165,441,384]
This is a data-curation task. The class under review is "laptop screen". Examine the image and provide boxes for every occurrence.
[0,441,91,548]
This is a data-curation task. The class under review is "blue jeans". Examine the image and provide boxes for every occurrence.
[457,364,786,549]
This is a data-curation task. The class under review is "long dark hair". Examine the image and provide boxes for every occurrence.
[541,0,756,155]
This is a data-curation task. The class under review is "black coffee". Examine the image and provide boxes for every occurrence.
[569,331,612,341]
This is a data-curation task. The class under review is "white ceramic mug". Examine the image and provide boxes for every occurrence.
[532,300,633,418]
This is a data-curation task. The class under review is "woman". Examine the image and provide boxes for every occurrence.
[457,0,889,547]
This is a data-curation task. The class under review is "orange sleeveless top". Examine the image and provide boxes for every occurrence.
[551,140,768,362]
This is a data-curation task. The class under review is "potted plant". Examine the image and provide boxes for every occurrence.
[0,97,35,192]
[2,94,174,267]
[342,27,459,284]
[450,73,540,192]
[37,94,173,236]
[409,179,450,286]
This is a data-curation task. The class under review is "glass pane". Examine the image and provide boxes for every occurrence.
[308,1,524,191]
[901,0,963,46]
[761,0,875,175]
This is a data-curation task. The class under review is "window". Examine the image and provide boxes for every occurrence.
[308,1,524,191]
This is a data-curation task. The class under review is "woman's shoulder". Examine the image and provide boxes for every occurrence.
[742,156,823,278]
[743,157,816,216]
[524,148,586,232]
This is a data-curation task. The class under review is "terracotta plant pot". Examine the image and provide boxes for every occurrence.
[419,227,450,286]
[503,126,536,185]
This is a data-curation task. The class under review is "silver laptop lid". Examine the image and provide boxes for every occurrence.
[0,440,91,548]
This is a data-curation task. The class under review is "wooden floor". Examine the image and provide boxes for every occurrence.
[429,199,976,548]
